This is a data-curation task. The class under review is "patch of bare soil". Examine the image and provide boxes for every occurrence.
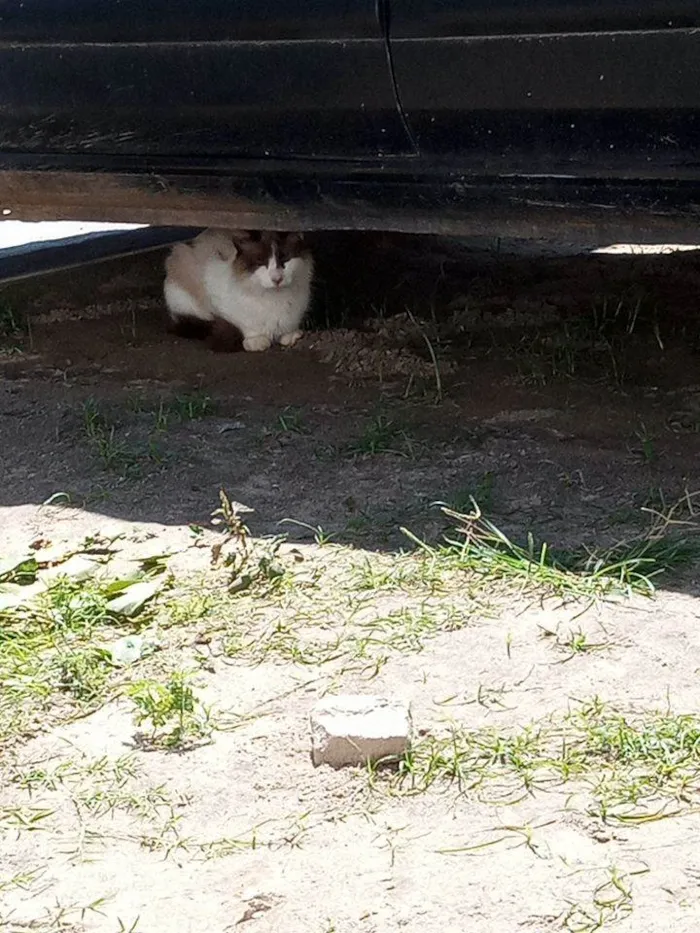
[2,234,700,932]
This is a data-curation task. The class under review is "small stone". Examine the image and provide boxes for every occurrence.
[310,695,412,768]
[217,420,246,434]
[108,634,158,666]
[109,635,146,666]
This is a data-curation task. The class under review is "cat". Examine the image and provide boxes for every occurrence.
[163,228,313,352]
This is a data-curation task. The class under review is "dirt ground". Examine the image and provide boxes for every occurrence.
[2,232,700,932]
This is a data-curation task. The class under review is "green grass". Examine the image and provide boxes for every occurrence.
[383,698,700,823]
[0,298,23,332]
[403,306,445,402]
[34,576,111,633]
[13,753,138,793]
[2,487,698,753]
[0,898,115,932]
[402,502,700,599]
[199,492,700,678]
[0,805,55,833]
[54,646,114,700]
[0,554,39,585]
[77,778,171,821]
[0,565,164,748]
[341,499,411,546]
[0,581,112,744]
[349,549,458,593]
[82,398,170,478]
[275,405,308,435]
[446,472,495,513]
[346,414,418,459]
[634,421,657,465]
[539,625,610,660]
[11,752,171,826]
[1,496,699,926]
[128,391,216,430]
[0,867,47,894]
[278,519,337,546]
[168,392,216,422]
[163,589,213,627]
[219,571,476,672]
[0,496,229,749]
[571,699,700,822]
[0,297,28,354]
[563,866,643,932]
[127,670,214,750]
[514,286,660,388]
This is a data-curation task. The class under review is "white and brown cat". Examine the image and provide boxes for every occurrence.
[164,229,313,352]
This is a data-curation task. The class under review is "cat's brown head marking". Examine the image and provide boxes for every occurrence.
[228,230,310,290]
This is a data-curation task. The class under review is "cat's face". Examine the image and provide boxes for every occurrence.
[230,231,308,290]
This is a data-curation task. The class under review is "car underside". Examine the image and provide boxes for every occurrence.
[2,1,700,244]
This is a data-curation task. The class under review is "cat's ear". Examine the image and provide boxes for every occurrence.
[283,231,305,250]
[229,230,253,250]
[207,230,239,262]
[213,243,235,261]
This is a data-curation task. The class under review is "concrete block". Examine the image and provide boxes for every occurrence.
[310,695,412,768]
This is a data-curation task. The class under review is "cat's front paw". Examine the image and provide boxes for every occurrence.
[243,335,272,352]
[279,330,303,348]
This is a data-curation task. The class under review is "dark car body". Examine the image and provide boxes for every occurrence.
[2,1,700,243]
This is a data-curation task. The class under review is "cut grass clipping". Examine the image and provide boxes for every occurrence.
[383,698,700,825]
[402,499,700,598]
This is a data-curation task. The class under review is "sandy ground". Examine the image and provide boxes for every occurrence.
[1,233,700,932]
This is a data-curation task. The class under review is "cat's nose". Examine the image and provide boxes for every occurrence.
[270,269,284,286]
